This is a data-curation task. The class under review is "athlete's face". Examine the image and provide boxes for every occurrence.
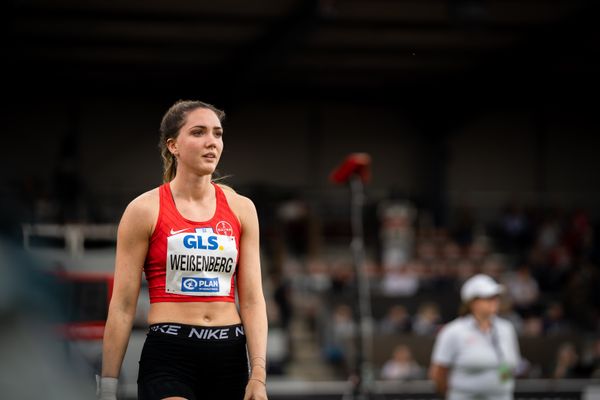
[168,107,223,175]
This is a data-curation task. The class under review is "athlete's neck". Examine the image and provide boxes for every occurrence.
[170,174,213,201]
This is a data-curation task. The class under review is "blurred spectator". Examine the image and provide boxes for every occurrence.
[429,259,455,291]
[441,240,463,270]
[521,316,544,337]
[495,203,533,257]
[378,305,412,334]
[430,227,451,249]
[380,344,425,380]
[549,244,573,281]
[265,300,289,375]
[563,209,593,259]
[380,264,419,297]
[322,304,356,375]
[534,212,560,249]
[330,259,355,293]
[413,239,438,291]
[277,198,310,257]
[429,274,520,399]
[415,240,438,266]
[504,265,540,317]
[364,258,382,289]
[412,302,442,336]
[542,301,572,335]
[303,258,332,294]
[465,237,491,269]
[537,217,561,252]
[551,342,588,379]
[272,273,293,331]
[528,243,562,292]
[563,261,600,331]
[378,197,416,269]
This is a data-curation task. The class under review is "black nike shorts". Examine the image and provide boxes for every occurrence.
[137,323,249,400]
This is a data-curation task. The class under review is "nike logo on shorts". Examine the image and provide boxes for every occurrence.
[170,228,191,235]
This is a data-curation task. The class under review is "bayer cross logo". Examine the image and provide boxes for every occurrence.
[182,278,198,291]
[216,221,234,236]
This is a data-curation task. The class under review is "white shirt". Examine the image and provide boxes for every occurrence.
[431,315,521,399]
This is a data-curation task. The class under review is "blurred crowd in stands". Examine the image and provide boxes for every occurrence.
[262,192,600,381]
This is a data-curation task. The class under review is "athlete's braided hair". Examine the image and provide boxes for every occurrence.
[158,100,225,183]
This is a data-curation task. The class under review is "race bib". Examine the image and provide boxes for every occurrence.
[165,227,238,296]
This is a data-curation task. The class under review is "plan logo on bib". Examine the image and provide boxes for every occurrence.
[181,277,219,293]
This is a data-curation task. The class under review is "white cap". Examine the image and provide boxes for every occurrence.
[460,274,504,303]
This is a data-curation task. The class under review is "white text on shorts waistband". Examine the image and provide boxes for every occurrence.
[148,323,245,341]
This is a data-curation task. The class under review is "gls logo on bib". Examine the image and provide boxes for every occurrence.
[165,227,238,296]
[182,234,219,250]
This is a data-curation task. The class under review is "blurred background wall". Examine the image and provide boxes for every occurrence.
[7,97,600,222]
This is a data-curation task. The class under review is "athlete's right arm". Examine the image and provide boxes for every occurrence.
[101,195,154,379]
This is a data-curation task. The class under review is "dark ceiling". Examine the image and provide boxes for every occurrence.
[7,0,600,105]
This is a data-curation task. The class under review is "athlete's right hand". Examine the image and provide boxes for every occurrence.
[96,375,118,400]
[244,378,268,400]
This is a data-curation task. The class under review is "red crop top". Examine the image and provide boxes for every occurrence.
[144,182,241,303]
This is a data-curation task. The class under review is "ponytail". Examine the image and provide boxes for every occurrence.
[161,148,178,183]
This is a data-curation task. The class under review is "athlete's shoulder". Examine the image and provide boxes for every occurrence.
[218,184,255,213]
[128,187,160,210]
[233,193,257,217]
[220,188,257,232]
[121,187,160,225]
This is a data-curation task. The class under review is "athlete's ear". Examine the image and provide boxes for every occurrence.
[166,138,178,156]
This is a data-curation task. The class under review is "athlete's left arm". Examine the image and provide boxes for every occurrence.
[236,194,268,399]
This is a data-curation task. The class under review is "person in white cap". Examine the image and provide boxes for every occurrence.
[429,274,521,400]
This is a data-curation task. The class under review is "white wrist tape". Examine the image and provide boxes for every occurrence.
[95,375,118,400]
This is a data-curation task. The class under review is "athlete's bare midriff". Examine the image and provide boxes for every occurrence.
[148,301,241,326]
